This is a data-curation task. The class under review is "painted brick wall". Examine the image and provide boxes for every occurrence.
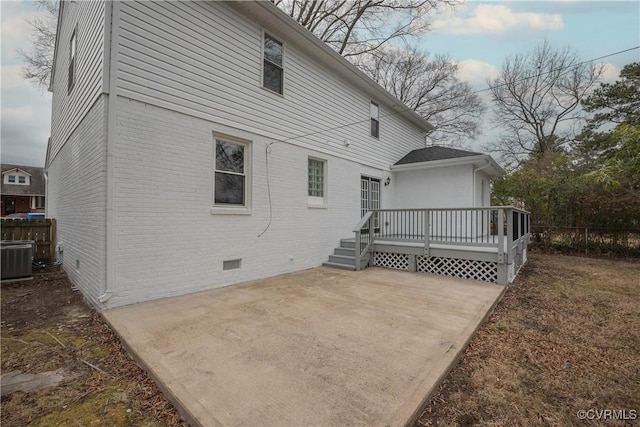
[47,95,108,307]
[106,97,385,307]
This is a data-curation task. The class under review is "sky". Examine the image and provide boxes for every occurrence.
[1,0,639,167]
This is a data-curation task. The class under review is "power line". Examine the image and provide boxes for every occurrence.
[274,45,640,144]
[474,45,640,94]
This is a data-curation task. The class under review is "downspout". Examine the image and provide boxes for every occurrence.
[99,0,119,305]
[472,158,492,207]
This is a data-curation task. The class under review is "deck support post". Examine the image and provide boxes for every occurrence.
[423,211,430,257]
[354,230,362,271]
[506,208,514,265]
[497,264,508,285]
[497,208,505,264]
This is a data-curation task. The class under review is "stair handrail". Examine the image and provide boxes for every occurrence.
[354,211,374,271]
[352,211,373,233]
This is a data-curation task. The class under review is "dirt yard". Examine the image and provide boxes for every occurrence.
[2,253,638,426]
[0,267,187,427]
[416,253,640,427]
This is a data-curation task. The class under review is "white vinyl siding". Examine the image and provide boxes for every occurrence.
[49,0,105,165]
[115,1,426,171]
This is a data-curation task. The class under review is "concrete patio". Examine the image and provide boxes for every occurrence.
[103,267,504,427]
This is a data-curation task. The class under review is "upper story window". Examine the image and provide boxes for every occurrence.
[3,174,29,185]
[68,29,77,91]
[263,33,283,95]
[370,101,379,138]
[214,138,250,207]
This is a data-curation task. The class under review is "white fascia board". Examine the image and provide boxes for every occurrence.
[233,1,434,134]
[48,0,65,92]
[391,155,505,177]
[2,168,33,176]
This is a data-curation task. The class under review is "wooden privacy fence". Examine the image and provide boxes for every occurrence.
[0,219,57,262]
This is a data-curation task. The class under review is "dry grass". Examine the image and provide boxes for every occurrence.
[1,268,187,427]
[416,252,640,427]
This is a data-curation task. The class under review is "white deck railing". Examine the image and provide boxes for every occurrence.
[354,207,530,272]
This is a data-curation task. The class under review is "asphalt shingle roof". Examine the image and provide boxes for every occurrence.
[1,164,46,196]
[394,146,483,166]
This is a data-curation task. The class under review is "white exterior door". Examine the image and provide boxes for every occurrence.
[361,176,380,231]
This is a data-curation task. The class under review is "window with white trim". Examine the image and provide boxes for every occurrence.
[263,33,283,95]
[8,175,16,183]
[308,158,326,206]
[214,138,250,208]
[68,29,77,91]
[370,101,379,138]
[18,176,26,184]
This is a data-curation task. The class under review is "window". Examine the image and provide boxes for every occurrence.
[214,138,249,207]
[18,176,26,184]
[68,29,76,91]
[8,175,16,183]
[308,158,326,206]
[370,101,379,138]
[36,196,45,209]
[263,33,283,94]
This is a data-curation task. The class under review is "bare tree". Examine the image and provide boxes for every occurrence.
[486,40,604,168]
[18,0,58,90]
[273,0,459,58]
[358,47,484,145]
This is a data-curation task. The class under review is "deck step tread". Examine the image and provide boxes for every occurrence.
[322,262,356,271]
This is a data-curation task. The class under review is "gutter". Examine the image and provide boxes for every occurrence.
[391,154,506,176]
[473,160,493,206]
[99,0,119,305]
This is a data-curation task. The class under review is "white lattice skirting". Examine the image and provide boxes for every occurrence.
[417,256,498,283]
[373,251,499,283]
[374,252,410,271]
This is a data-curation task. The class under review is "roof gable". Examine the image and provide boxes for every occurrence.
[2,167,32,177]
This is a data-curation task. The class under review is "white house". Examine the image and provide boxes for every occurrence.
[46,0,528,309]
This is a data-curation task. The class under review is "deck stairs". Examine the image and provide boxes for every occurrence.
[323,238,369,271]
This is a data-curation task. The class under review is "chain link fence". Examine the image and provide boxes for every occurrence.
[530,226,640,256]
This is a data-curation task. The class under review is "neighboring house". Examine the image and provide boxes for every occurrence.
[1,164,46,216]
[47,1,528,310]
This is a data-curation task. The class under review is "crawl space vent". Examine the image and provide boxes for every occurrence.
[223,259,241,270]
